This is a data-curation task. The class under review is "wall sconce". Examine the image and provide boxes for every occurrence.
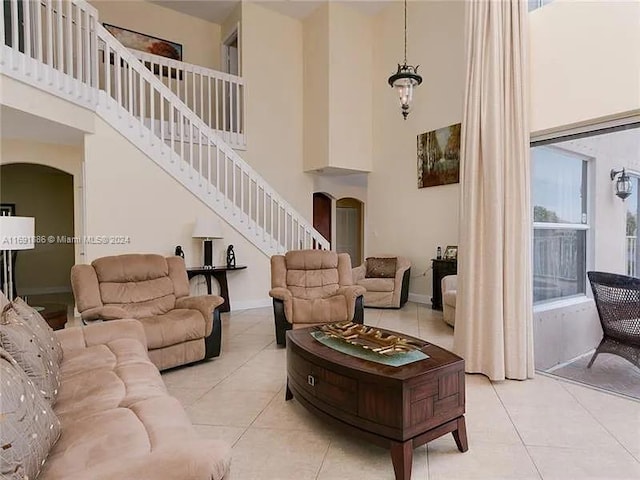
[610,168,632,200]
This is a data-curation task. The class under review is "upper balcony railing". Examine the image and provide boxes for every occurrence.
[130,50,245,150]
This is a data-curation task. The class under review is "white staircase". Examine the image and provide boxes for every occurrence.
[0,0,329,256]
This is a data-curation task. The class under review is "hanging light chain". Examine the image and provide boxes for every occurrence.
[404,0,408,64]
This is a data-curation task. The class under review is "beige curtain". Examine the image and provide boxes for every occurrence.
[453,0,534,381]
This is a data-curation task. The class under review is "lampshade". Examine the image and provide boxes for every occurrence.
[192,216,223,239]
[0,216,35,251]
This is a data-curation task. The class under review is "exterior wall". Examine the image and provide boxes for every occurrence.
[0,141,82,295]
[90,0,222,71]
[241,1,313,220]
[530,0,640,369]
[82,117,271,309]
[369,0,466,302]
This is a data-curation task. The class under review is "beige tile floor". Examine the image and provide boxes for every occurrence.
[158,303,640,480]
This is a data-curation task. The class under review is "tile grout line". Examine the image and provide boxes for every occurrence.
[490,381,545,480]
[558,380,640,464]
[314,439,333,480]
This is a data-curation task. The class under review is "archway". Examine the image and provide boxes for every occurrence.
[0,163,75,302]
[336,197,364,267]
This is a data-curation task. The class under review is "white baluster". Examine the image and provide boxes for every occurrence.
[24,0,31,64]
[65,0,72,81]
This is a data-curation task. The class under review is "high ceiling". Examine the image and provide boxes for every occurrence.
[150,1,392,24]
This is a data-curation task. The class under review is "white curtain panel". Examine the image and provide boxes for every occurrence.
[453,0,534,380]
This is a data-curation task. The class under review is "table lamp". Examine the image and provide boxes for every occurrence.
[0,216,35,301]
[192,216,223,268]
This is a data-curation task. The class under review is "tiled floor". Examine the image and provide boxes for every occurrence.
[548,353,640,400]
[159,303,640,480]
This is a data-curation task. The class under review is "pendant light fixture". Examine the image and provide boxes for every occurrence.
[388,0,422,120]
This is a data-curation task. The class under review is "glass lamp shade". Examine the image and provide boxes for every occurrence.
[388,64,422,119]
[0,216,35,251]
[616,174,632,200]
[611,168,633,200]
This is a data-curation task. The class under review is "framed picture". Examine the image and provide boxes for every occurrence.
[103,24,183,61]
[0,203,15,216]
[443,245,458,260]
[417,123,461,188]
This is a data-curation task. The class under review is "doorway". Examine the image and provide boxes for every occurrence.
[222,26,240,133]
[336,198,363,267]
[0,163,75,300]
[313,192,332,247]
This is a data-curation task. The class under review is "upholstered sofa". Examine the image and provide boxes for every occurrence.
[71,254,223,371]
[0,289,231,480]
[269,250,365,345]
[352,256,411,308]
[442,274,457,327]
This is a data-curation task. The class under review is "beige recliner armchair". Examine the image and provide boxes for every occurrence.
[269,250,366,345]
[352,256,411,308]
[71,254,224,370]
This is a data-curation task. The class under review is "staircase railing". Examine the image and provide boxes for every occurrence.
[130,49,245,150]
[1,0,99,108]
[0,0,329,256]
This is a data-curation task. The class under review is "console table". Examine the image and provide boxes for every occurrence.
[431,259,457,310]
[186,266,247,312]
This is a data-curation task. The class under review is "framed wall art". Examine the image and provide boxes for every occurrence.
[103,24,183,61]
[417,123,461,188]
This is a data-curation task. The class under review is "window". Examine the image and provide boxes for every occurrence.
[532,145,589,303]
[528,0,554,12]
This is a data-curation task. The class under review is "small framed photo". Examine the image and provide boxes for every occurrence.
[443,245,458,260]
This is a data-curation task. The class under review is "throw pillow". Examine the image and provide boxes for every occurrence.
[365,257,398,278]
[0,347,61,480]
[12,297,63,365]
[0,306,60,404]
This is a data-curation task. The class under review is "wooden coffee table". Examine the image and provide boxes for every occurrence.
[286,326,467,480]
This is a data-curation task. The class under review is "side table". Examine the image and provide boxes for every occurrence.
[38,303,68,330]
[186,266,247,313]
[431,259,457,310]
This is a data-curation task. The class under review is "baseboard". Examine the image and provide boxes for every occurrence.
[231,298,271,311]
[408,293,431,305]
[19,287,72,296]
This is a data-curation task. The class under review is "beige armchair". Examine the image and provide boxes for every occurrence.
[269,250,366,345]
[442,274,457,327]
[71,254,224,370]
[352,256,411,308]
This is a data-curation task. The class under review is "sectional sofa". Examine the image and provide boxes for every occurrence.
[0,292,231,479]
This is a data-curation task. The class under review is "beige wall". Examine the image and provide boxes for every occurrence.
[530,0,640,133]
[303,4,330,172]
[328,2,373,173]
[369,0,466,300]
[302,3,373,173]
[91,0,222,70]
[83,117,270,308]
[0,143,81,295]
[241,1,313,220]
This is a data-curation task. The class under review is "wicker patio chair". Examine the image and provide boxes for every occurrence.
[587,271,640,369]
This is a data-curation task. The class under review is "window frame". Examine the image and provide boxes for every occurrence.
[531,144,592,305]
